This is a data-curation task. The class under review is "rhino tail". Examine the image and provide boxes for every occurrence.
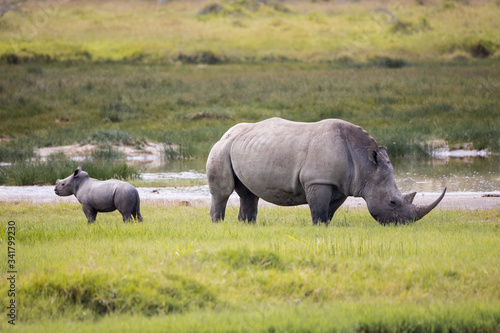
[134,189,143,222]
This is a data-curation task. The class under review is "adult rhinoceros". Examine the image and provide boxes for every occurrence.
[55,166,142,223]
[206,117,445,225]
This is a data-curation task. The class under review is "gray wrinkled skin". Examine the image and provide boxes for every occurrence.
[55,166,142,223]
[207,117,445,225]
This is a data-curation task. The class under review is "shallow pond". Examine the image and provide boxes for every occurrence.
[144,155,500,194]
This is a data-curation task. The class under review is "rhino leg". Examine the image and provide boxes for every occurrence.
[82,204,97,223]
[207,151,235,222]
[210,196,230,222]
[114,191,135,223]
[235,178,259,222]
[132,199,143,222]
[306,184,333,225]
[208,173,233,222]
[328,195,347,221]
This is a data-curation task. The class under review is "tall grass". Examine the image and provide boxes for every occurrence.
[0,203,498,331]
[0,152,139,185]
[0,62,499,161]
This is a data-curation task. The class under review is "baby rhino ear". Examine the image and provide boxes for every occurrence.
[73,165,82,177]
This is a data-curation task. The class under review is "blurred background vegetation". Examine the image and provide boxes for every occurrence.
[0,0,499,182]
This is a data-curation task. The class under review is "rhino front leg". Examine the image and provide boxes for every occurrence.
[328,194,347,221]
[82,204,97,224]
[306,184,333,225]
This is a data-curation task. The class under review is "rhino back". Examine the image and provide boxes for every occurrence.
[79,179,133,212]
[229,118,363,204]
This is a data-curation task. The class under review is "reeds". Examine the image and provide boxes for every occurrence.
[0,151,139,185]
[1,62,499,165]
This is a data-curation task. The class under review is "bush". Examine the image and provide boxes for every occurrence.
[370,56,408,69]
[466,39,496,58]
[174,51,226,65]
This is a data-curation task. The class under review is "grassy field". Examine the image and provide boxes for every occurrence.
[0,1,499,331]
[0,202,499,332]
[1,0,499,63]
[0,0,499,168]
[1,61,499,165]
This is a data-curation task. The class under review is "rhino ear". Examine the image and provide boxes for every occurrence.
[378,146,389,159]
[367,147,390,166]
[74,165,82,177]
[367,148,379,165]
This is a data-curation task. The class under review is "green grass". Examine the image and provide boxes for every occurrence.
[1,61,499,164]
[0,0,499,165]
[0,0,498,63]
[0,202,499,331]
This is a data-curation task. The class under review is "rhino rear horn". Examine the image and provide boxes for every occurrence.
[404,191,417,204]
[415,188,447,221]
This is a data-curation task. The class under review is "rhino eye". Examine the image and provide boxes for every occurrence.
[62,182,66,186]
[390,200,397,206]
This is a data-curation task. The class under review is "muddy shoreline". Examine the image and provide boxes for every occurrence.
[1,186,498,210]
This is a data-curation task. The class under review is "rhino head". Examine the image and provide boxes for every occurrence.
[54,165,88,196]
[362,147,446,225]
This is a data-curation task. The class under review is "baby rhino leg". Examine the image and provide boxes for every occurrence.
[114,190,135,222]
[82,204,97,223]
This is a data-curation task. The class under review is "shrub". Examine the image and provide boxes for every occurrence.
[370,56,408,69]
[174,51,226,65]
[466,39,496,58]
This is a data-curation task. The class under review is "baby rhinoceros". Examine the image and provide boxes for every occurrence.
[55,166,142,223]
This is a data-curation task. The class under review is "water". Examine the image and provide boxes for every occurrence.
[392,155,499,193]
[1,155,497,207]
[145,155,500,193]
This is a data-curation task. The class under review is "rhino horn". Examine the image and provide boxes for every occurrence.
[415,188,446,221]
[404,191,417,204]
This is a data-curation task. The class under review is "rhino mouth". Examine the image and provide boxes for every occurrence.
[371,213,409,225]
[54,187,59,195]
[370,188,447,225]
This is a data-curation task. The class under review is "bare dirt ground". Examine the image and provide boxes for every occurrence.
[36,142,165,168]
[1,186,498,210]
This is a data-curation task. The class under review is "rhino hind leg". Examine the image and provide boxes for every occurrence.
[118,205,140,223]
[207,151,236,222]
[305,184,334,225]
[235,178,259,222]
[208,174,233,222]
[114,189,142,223]
[131,194,143,222]
[132,208,143,222]
[121,212,133,222]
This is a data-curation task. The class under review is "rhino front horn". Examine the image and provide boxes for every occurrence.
[415,187,447,221]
